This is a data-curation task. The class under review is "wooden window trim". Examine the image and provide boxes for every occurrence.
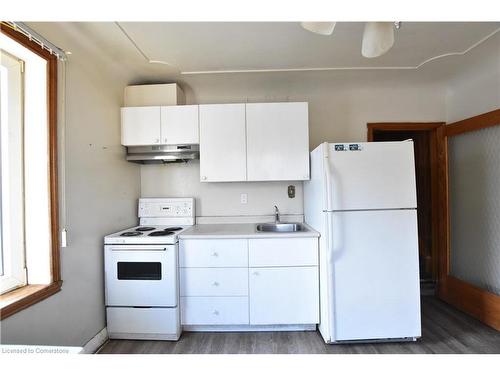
[0,23,61,320]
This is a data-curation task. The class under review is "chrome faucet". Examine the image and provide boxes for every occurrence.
[274,205,280,223]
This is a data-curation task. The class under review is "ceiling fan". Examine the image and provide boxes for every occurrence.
[300,22,401,58]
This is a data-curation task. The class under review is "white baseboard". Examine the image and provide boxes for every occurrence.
[80,327,108,354]
[183,324,316,332]
[108,332,181,341]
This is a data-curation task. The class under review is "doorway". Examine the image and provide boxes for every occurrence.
[367,123,444,284]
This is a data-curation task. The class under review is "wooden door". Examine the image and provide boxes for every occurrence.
[436,110,500,331]
[369,124,440,282]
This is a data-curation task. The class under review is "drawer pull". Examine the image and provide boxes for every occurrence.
[253,271,259,276]
[213,310,220,316]
[211,252,219,257]
[212,281,220,287]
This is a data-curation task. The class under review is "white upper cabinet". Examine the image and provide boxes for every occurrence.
[199,104,247,182]
[121,105,199,146]
[246,102,310,181]
[121,106,161,146]
[161,105,199,145]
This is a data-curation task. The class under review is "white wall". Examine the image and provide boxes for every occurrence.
[0,26,141,346]
[142,73,445,218]
[446,32,500,123]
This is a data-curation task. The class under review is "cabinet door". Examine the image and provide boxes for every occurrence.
[121,106,161,146]
[161,105,199,145]
[199,104,247,182]
[249,267,319,325]
[246,102,310,181]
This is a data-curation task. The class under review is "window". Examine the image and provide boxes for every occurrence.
[0,49,26,294]
[0,23,61,319]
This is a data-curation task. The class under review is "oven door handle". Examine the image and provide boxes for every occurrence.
[108,245,168,251]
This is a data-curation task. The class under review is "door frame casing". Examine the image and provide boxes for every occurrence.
[367,122,444,281]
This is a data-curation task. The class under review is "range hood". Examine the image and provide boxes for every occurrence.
[126,145,199,164]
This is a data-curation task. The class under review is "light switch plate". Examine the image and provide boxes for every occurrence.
[240,193,248,204]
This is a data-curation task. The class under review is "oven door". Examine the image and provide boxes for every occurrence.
[104,244,178,307]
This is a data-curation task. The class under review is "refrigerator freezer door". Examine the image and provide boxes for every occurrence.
[326,142,417,210]
[330,209,421,342]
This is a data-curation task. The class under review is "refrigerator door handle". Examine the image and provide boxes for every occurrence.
[323,143,334,212]
[326,211,336,342]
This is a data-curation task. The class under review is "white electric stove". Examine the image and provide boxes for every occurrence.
[104,198,195,341]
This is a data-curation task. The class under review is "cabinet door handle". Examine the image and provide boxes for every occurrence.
[253,271,259,276]
[212,281,219,287]
[164,138,168,143]
[211,252,218,257]
[155,138,160,143]
[213,310,220,316]
[202,176,207,181]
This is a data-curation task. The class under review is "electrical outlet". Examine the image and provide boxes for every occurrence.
[240,193,248,204]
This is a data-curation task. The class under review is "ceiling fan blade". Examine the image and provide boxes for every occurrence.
[300,22,337,36]
[361,22,395,58]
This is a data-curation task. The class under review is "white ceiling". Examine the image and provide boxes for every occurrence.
[25,21,500,85]
[115,22,500,73]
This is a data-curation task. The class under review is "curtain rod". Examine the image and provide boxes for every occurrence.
[2,21,67,60]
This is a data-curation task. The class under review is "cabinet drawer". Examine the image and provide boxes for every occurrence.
[181,296,249,325]
[107,307,179,336]
[180,268,248,297]
[180,239,248,267]
[249,238,318,267]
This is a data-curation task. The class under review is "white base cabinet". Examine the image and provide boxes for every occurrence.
[181,297,249,325]
[179,237,319,329]
[249,267,319,325]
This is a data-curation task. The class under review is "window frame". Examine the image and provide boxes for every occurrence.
[0,49,27,294]
[0,23,61,320]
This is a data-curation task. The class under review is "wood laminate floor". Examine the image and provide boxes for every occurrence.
[99,296,500,354]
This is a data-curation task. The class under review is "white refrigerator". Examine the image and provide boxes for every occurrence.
[304,141,421,343]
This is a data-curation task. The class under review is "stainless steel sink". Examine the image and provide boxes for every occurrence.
[255,222,305,233]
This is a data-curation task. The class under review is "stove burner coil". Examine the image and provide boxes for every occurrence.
[148,230,175,237]
[135,227,156,232]
[120,231,143,237]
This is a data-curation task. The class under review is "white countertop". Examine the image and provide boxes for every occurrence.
[179,223,320,239]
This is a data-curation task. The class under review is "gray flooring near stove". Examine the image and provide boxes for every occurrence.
[98,296,500,354]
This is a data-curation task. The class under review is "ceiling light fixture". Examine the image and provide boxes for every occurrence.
[300,21,401,59]
[300,22,337,36]
[361,22,395,58]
